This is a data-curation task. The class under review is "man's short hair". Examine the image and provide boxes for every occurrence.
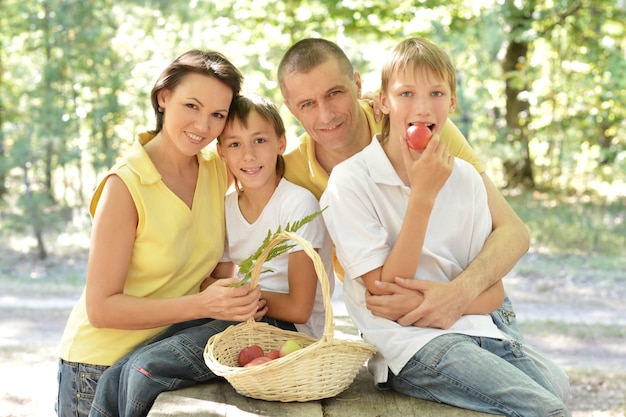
[277,38,354,95]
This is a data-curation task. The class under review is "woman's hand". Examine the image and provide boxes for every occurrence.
[196,278,262,322]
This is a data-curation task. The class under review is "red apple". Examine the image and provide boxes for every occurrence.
[406,124,432,151]
[266,349,280,360]
[238,344,264,367]
[244,356,273,367]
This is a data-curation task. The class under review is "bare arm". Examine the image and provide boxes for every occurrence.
[261,249,319,324]
[86,175,261,329]
[200,261,235,291]
[465,280,505,314]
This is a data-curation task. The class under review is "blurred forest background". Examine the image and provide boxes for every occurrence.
[1,0,625,260]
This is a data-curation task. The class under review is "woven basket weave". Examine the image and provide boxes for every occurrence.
[204,231,377,402]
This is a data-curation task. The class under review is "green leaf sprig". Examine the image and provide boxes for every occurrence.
[229,207,327,287]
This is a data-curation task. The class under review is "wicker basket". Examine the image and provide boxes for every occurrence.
[204,231,377,402]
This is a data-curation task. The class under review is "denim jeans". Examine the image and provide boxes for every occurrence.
[491,295,571,402]
[387,333,570,417]
[88,317,296,417]
[56,360,109,417]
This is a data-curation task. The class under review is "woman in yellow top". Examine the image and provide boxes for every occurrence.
[56,50,265,417]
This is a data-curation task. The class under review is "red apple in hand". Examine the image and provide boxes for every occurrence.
[406,124,432,151]
[238,344,264,367]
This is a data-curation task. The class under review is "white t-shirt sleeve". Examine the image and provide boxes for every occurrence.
[321,166,390,281]
[277,181,328,253]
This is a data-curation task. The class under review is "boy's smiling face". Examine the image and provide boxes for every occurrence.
[218,110,286,191]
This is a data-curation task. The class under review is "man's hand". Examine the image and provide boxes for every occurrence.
[359,91,382,122]
[393,278,471,329]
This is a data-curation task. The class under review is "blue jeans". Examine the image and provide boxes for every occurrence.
[491,295,570,402]
[56,318,213,417]
[387,333,570,417]
[57,360,109,417]
[88,317,296,417]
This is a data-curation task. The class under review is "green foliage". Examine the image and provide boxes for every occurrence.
[230,207,327,287]
[1,0,625,257]
[520,320,626,339]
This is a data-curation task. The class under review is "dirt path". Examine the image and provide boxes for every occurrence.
[1,253,625,416]
[1,295,78,417]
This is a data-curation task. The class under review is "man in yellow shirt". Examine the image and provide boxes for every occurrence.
[277,37,569,401]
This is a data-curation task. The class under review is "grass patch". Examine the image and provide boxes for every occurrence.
[0,241,87,296]
[514,252,626,284]
[520,320,626,339]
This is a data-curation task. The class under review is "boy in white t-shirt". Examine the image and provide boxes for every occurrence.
[213,93,333,339]
[321,38,569,416]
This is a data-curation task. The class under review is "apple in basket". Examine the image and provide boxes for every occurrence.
[266,349,280,360]
[279,339,303,357]
[244,356,273,367]
[238,344,264,367]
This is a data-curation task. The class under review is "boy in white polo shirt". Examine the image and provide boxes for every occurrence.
[320,38,569,416]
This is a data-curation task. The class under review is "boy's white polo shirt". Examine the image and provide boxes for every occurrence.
[321,136,506,384]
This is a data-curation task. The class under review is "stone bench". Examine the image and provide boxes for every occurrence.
[148,296,497,416]
[147,367,495,417]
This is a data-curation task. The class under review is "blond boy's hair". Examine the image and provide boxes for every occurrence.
[380,38,457,141]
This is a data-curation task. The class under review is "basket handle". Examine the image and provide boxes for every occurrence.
[248,231,334,341]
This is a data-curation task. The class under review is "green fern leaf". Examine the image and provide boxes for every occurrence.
[229,207,327,287]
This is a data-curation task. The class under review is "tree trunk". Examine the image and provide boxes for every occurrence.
[23,163,48,260]
[500,1,536,189]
